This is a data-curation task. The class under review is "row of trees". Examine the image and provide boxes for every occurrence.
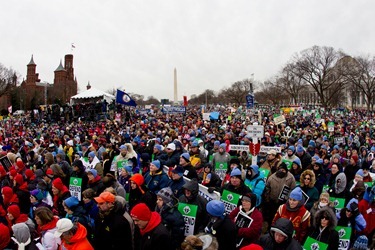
[189,46,375,110]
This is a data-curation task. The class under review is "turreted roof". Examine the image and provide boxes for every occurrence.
[27,55,36,66]
[54,60,66,72]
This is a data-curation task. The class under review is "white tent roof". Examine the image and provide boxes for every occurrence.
[70,87,115,103]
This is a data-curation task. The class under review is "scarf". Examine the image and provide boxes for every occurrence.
[140,212,161,236]
[11,237,30,250]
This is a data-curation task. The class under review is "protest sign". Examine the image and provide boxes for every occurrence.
[178,203,198,236]
[69,177,82,201]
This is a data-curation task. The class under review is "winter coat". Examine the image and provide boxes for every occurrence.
[244,172,265,207]
[308,207,339,250]
[87,177,105,196]
[299,184,319,211]
[135,212,172,250]
[159,151,180,168]
[144,170,169,195]
[272,202,310,243]
[60,222,93,250]
[229,206,263,248]
[94,201,132,250]
[259,218,302,250]
[157,205,185,249]
[168,176,185,199]
[39,216,61,250]
[358,187,375,236]
[264,172,296,203]
[221,182,252,197]
[182,163,199,180]
[179,180,208,234]
[298,151,312,169]
[205,215,236,250]
[53,191,71,218]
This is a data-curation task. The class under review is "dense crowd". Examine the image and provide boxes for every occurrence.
[0,105,374,250]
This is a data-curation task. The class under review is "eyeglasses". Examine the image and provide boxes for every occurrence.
[304,178,311,180]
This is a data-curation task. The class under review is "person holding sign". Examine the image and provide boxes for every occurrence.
[204,200,236,250]
[337,198,366,244]
[307,206,339,250]
[298,170,319,210]
[229,193,263,248]
[272,187,311,244]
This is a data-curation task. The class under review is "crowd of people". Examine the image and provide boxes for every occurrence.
[0,105,374,249]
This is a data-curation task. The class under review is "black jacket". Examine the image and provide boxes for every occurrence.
[259,218,302,250]
[94,201,133,250]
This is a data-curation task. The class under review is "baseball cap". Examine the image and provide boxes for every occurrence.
[54,218,73,238]
[94,191,115,204]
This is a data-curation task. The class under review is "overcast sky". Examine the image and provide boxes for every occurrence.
[1,1,373,101]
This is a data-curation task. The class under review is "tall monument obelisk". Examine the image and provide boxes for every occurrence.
[173,68,177,104]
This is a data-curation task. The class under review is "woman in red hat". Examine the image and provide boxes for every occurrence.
[128,173,154,210]
[52,178,71,217]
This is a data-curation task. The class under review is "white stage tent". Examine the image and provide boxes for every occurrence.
[70,88,115,104]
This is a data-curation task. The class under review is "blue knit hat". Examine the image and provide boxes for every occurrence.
[288,146,295,152]
[353,235,368,250]
[124,166,133,174]
[206,200,225,218]
[64,196,79,208]
[219,143,226,150]
[308,140,316,148]
[30,189,44,201]
[191,141,199,147]
[249,165,259,175]
[214,141,220,146]
[88,151,96,159]
[119,144,127,150]
[154,144,162,151]
[296,145,304,153]
[180,153,191,162]
[86,169,97,178]
[356,169,364,178]
[289,187,303,201]
[151,160,161,169]
[230,168,242,177]
[293,158,301,168]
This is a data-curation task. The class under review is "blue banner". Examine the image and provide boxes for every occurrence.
[246,95,254,108]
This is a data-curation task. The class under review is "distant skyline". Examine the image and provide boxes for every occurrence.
[1,0,374,101]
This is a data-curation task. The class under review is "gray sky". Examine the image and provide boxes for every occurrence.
[1,0,373,101]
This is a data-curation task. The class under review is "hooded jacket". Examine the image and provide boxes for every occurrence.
[299,170,319,210]
[61,223,93,250]
[308,207,339,250]
[259,218,302,250]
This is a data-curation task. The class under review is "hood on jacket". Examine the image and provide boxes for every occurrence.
[313,206,337,230]
[182,179,199,198]
[335,173,347,194]
[270,218,294,239]
[300,169,316,188]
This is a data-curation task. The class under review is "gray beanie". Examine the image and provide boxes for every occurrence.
[11,223,31,249]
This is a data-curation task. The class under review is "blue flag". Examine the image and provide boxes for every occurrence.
[116,89,137,106]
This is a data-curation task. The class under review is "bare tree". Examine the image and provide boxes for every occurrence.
[255,80,288,105]
[276,62,306,104]
[341,55,375,110]
[0,63,19,97]
[221,79,253,106]
[294,46,346,108]
[144,96,160,105]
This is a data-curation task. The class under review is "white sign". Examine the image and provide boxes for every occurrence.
[246,125,264,138]
[259,146,282,154]
[202,113,210,121]
[229,145,249,151]
[274,115,286,125]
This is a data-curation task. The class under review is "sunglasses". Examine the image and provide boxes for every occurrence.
[321,216,329,220]
[304,178,311,180]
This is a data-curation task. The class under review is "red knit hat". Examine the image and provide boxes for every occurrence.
[351,155,359,164]
[0,165,6,176]
[9,170,17,178]
[1,186,13,200]
[130,173,144,186]
[16,158,25,170]
[52,178,64,191]
[25,169,35,180]
[240,244,263,250]
[45,168,54,178]
[7,204,20,219]
[14,174,24,186]
[131,203,151,221]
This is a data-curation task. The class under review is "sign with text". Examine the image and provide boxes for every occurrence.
[0,156,12,172]
[273,114,286,125]
[334,137,345,145]
[246,125,264,138]
[162,106,186,114]
[336,226,352,250]
[246,95,254,109]
[234,211,253,248]
[69,177,82,201]
[215,162,228,180]
[221,189,240,215]
[278,185,291,202]
[178,203,198,236]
